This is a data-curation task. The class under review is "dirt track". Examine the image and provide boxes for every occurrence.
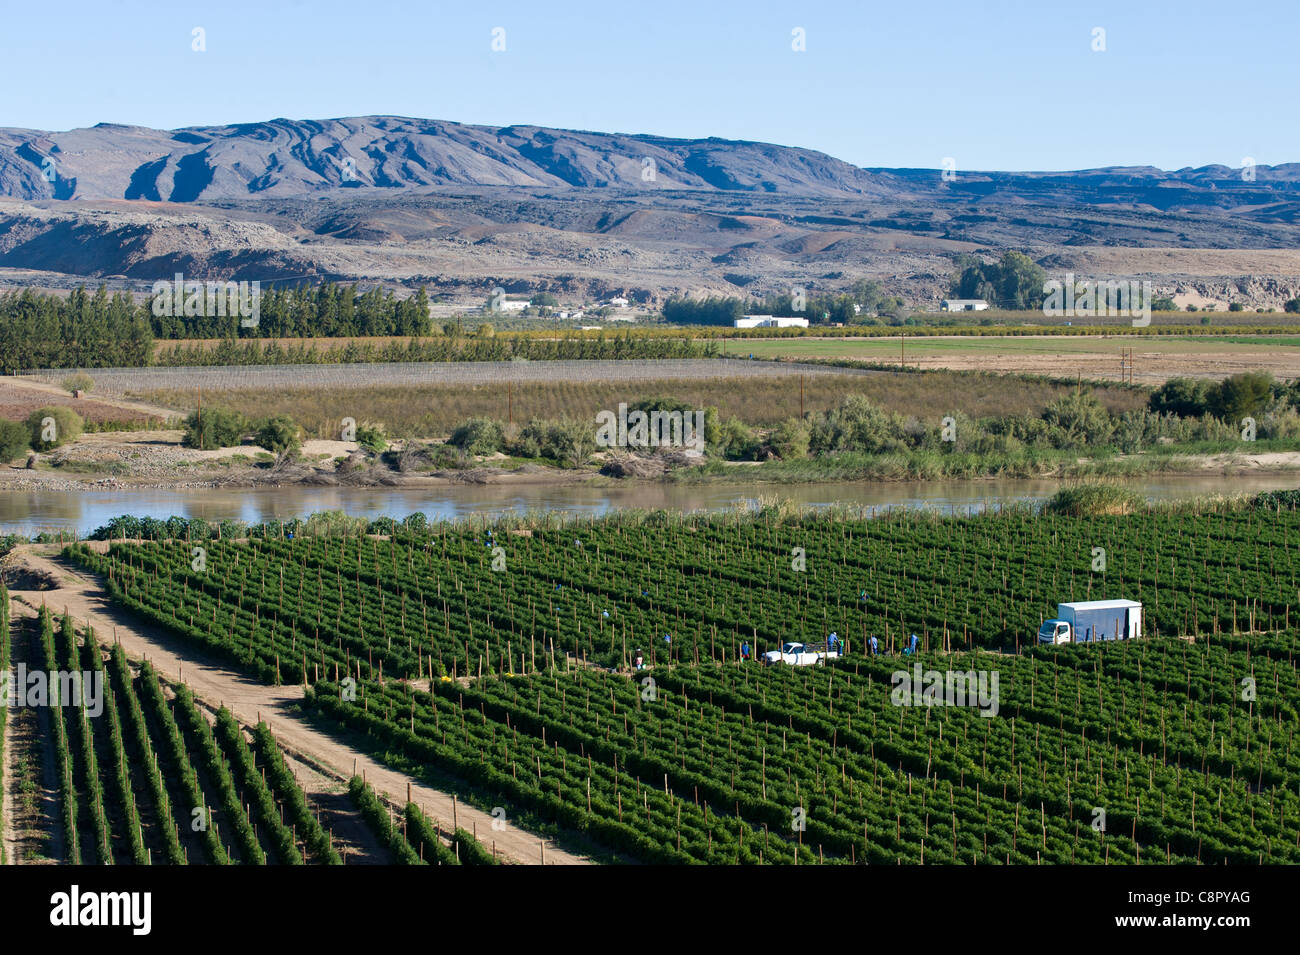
[2,546,588,865]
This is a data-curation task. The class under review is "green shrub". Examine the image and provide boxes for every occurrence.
[769,419,810,460]
[182,407,246,450]
[0,420,29,463]
[714,416,758,460]
[1209,372,1273,424]
[808,395,908,455]
[1043,483,1142,516]
[514,417,596,468]
[256,415,302,457]
[449,416,506,456]
[1041,393,1113,448]
[61,372,95,394]
[26,406,83,451]
[354,423,387,453]
[1149,378,1213,418]
[1258,408,1300,440]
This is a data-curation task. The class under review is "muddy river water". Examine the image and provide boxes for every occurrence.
[1,472,1296,536]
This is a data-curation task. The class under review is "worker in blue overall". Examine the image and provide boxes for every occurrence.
[868,635,878,656]
[904,633,919,655]
[740,641,751,661]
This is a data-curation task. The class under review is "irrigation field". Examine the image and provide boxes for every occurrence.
[21,359,877,398]
[0,596,493,865]
[724,336,1300,384]
[64,501,1300,864]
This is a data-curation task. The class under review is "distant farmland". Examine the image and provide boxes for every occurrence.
[725,335,1300,384]
[127,367,1146,437]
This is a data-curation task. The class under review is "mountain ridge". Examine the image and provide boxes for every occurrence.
[2,115,1296,205]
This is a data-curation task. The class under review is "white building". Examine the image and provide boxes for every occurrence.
[734,314,809,328]
[940,299,989,312]
[497,300,530,313]
[608,297,630,308]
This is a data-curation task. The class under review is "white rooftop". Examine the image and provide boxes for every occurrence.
[1060,599,1142,610]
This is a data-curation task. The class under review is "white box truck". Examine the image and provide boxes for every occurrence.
[1037,599,1142,645]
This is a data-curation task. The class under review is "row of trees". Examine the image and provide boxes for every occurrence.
[660,280,910,327]
[0,288,152,373]
[149,283,433,339]
[0,283,436,371]
[155,333,714,366]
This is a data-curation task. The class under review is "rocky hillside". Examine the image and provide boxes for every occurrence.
[1,116,1298,309]
[2,115,1298,210]
[0,116,895,202]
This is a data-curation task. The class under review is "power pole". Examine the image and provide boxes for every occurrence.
[1119,347,1134,385]
[799,374,804,418]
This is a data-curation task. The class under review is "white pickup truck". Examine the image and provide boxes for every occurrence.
[761,642,841,667]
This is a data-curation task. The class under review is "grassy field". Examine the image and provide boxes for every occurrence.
[140,370,1147,438]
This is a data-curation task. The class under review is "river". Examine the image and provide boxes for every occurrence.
[1,472,1297,536]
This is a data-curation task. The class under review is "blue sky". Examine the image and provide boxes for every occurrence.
[2,0,1293,171]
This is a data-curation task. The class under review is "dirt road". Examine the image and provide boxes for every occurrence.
[3,546,589,865]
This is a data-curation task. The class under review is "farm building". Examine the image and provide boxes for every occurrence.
[940,299,989,312]
[734,314,809,328]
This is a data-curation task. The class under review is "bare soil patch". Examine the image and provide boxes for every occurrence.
[0,379,164,425]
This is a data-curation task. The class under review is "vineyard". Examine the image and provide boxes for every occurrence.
[69,502,1300,679]
[0,605,490,864]
[57,500,1300,864]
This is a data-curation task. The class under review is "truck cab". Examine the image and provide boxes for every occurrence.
[1037,600,1142,646]
[1038,620,1072,645]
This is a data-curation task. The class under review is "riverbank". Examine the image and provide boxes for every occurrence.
[4,428,1299,494]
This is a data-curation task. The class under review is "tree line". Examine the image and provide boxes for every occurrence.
[661,280,909,327]
[0,287,152,373]
[0,285,719,371]
[155,333,716,366]
[148,283,433,338]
